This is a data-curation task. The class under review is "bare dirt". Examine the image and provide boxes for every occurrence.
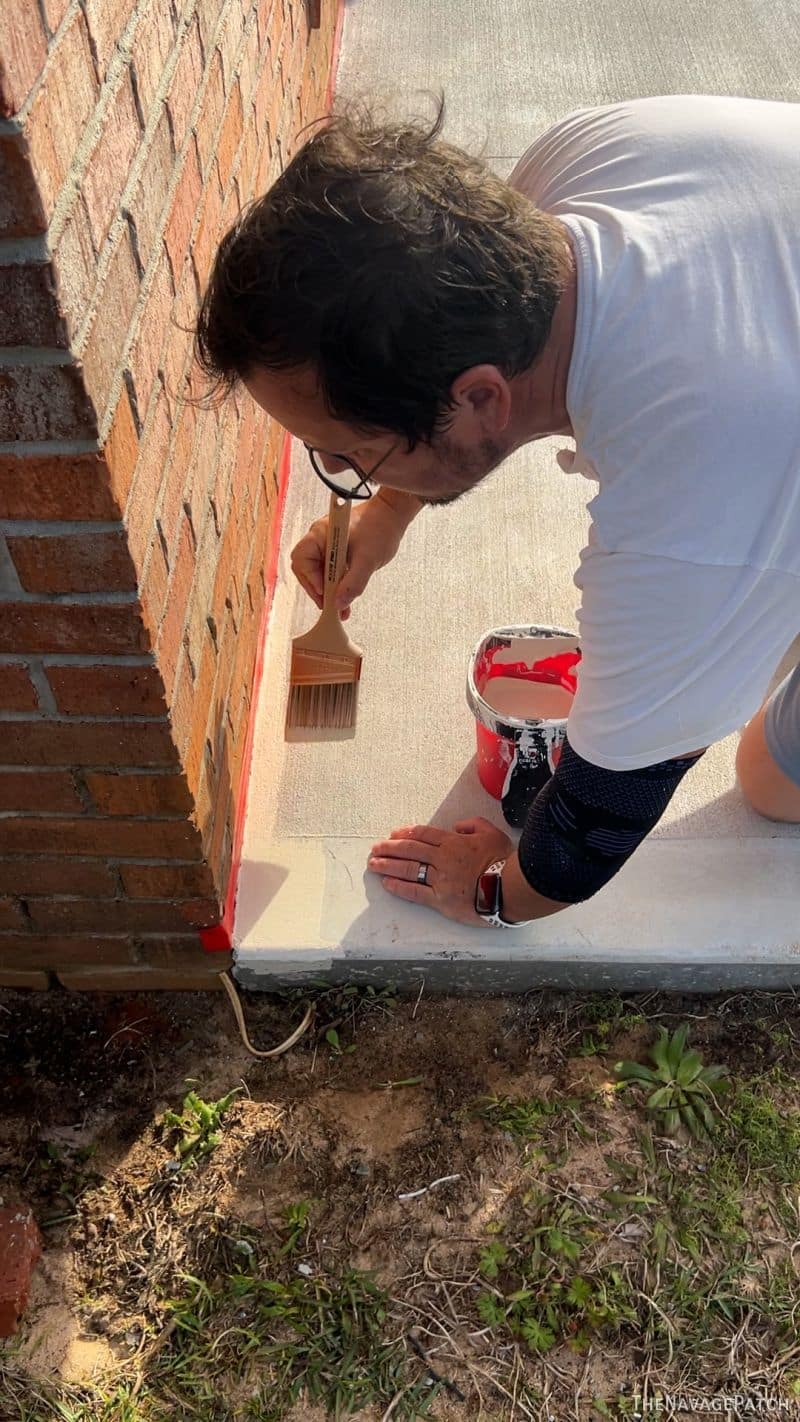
[1,983,799,1420]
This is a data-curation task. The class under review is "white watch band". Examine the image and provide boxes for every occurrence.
[479,858,534,928]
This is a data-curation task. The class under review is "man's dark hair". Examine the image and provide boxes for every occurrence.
[194,91,569,451]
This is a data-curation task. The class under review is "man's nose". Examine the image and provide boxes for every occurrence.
[320,453,351,474]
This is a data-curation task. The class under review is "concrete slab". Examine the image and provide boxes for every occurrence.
[233,0,800,990]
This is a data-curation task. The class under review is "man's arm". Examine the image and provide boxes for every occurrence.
[500,738,705,921]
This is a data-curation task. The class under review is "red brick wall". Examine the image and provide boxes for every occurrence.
[0,0,337,990]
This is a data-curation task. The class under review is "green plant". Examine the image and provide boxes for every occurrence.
[614,1023,729,1138]
[475,1191,637,1356]
[162,1084,241,1169]
[280,1200,314,1256]
[325,1026,357,1056]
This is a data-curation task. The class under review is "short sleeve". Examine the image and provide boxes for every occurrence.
[566,550,797,770]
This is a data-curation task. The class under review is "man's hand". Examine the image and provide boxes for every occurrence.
[367,816,514,925]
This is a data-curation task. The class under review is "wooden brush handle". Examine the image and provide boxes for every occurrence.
[292,491,362,659]
[321,491,352,621]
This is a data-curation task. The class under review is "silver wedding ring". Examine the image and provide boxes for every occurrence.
[416,862,429,885]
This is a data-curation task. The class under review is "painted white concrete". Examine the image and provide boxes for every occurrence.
[234,0,800,989]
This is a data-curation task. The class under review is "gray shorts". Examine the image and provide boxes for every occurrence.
[764,662,800,788]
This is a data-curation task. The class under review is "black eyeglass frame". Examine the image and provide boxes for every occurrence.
[302,441,398,500]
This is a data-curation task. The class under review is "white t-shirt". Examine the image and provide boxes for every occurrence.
[508,95,800,770]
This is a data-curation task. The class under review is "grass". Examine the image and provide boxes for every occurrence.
[158,1268,439,1421]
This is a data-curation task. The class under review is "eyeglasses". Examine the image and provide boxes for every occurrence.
[303,441,398,500]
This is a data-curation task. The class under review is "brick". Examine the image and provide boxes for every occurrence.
[0,771,82,814]
[83,69,141,251]
[184,402,220,538]
[0,1207,42,1338]
[82,0,138,80]
[0,969,50,989]
[28,897,211,933]
[104,385,139,509]
[0,858,116,896]
[41,0,70,37]
[119,860,215,898]
[139,535,168,645]
[169,640,194,752]
[0,720,177,767]
[156,515,196,697]
[85,770,192,816]
[126,384,170,565]
[0,362,96,443]
[0,603,149,656]
[0,898,26,931]
[237,120,260,208]
[0,936,141,967]
[7,531,136,595]
[2,817,201,857]
[184,629,219,796]
[135,938,228,969]
[47,663,165,716]
[238,14,262,113]
[166,16,203,156]
[0,0,47,118]
[0,263,67,347]
[216,2,245,93]
[192,161,224,282]
[0,453,115,521]
[194,50,225,178]
[80,233,141,421]
[26,11,98,218]
[184,514,221,675]
[53,196,99,343]
[164,139,201,284]
[159,401,197,556]
[194,0,225,58]
[57,965,227,990]
[0,132,48,237]
[130,4,177,121]
[126,112,175,291]
[160,269,198,411]
[0,665,39,713]
[215,83,243,192]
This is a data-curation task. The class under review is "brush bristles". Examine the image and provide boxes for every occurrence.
[285,679,358,730]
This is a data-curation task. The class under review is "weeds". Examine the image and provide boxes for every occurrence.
[615,1022,729,1138]
[161,1083,241,1170]
[159,1266,438,1420]
[476,1190,638,1354]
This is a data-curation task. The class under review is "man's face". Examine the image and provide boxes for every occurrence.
[241,363,513,507]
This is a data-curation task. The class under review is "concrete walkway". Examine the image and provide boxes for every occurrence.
[234,0,800,990]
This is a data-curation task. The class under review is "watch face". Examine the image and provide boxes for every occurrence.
[475,871,500,917]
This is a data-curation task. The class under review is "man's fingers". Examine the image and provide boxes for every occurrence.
[386,824,444,847]
[369,836,440,863]
[378,876,436,905]
[335,562,371,611]
[368,855,437,885]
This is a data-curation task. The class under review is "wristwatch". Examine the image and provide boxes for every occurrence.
[474,858,533,928]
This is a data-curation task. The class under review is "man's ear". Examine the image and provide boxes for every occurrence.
[452,364,511,433]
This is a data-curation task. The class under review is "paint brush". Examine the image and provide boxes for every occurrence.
[284,490,363,740]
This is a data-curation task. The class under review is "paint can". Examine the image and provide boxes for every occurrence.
[466,625,581,828]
